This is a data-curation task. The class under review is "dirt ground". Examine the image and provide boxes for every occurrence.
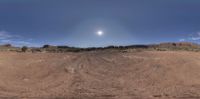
[0,51,200,99]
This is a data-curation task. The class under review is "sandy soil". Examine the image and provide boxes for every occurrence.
[0,51,200,99]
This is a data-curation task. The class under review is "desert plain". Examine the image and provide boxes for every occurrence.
[0,50,200,99]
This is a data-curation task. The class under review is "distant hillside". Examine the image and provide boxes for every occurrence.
[158,42,199,48]
[0,42,200,52]
[0,44,20,51]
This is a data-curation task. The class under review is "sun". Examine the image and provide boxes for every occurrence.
[97,30,104,36]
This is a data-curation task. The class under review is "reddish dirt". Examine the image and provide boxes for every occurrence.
[0,51,200,99]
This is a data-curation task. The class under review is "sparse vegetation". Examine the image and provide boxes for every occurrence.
[3,44,12,47]
[0,42,200,53]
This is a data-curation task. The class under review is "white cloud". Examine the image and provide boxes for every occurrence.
[191,37,200,41]
[189,32,200,41]
[180,32,200,42]
[179,39,185,42]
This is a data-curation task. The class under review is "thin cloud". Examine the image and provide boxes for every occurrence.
[190,37,200,41]
[180,32,200,42]
[189,32,200,41]
[197,32,200,36]
[1,39,39,47]
[0,30,13,39]
[179,39,185,42]
[0,30,38,47]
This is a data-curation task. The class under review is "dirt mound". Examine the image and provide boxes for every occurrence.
[0,51,200,99]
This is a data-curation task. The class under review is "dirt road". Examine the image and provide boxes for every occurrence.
[0,51,200,99]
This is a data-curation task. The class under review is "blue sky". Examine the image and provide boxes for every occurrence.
[0,0,200,47]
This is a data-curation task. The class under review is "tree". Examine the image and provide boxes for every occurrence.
[21,46,28,52]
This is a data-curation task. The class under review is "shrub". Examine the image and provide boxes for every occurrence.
[21,46,28,52]
[43,45,50,48]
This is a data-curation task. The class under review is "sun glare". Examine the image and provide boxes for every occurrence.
[97,30,103,36]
